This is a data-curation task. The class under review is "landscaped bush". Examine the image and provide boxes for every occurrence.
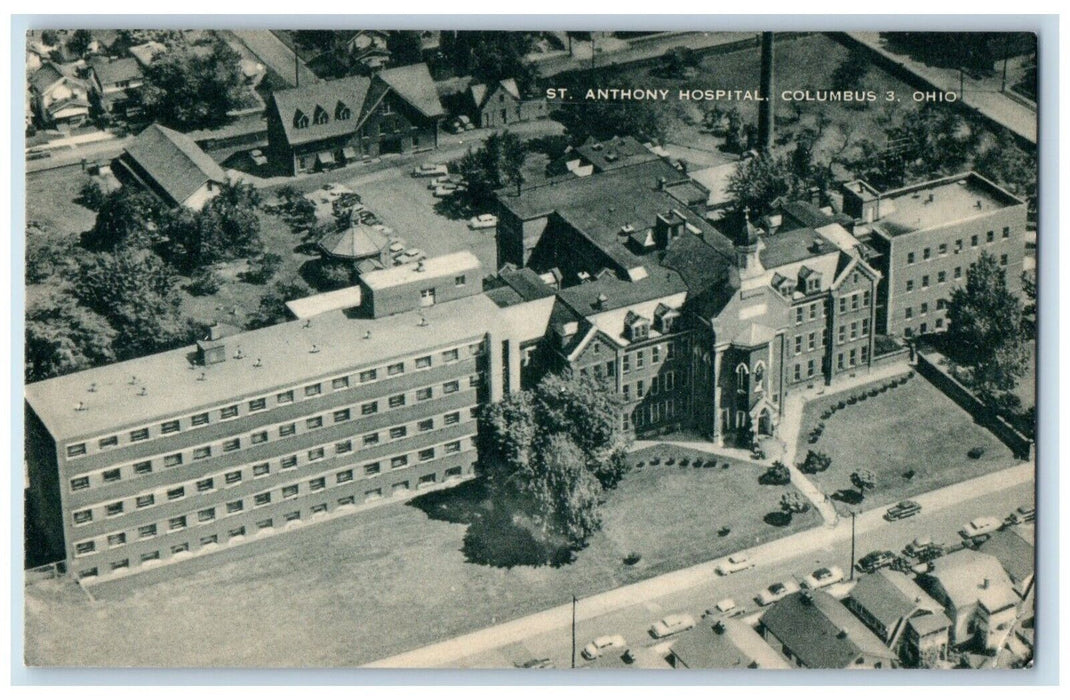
[623,552,642,566]
[967,446,986,459]
[186,268,222,295]
[847,396,857,405]
[717,526,731,537]
[857,392,867,401]
[634,461,645,469]
[649,457,660,465]
[691,459,702,468]
[665,457,675,466]
[679,458,689,466]
[869,389,879,397]
[837,400,846,409]
[821,410,832,419]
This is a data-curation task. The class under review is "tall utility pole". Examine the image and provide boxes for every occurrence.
[571,595,577,668]
[849,511,857,581]
[757,32,775,153]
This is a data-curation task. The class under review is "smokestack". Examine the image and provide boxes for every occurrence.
[758,32,775,153]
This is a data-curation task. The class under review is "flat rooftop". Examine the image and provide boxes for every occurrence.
[285,285,363,319]
[361,251,481,291]
[873,173,1023,237]
[26,293,502,442]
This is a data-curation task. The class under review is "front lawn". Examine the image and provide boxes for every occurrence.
[25,447,818,667]
[796,373,1021,516]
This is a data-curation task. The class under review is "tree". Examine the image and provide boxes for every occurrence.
[726,153,810,217]
[81,188,163,251]
[67,29,94,58]
[247,278,313,330]
[946,252,1029,394]
[850,469,877,498]
[442,31,538,94]
[455,130,527,207]
[77,179,107,212]
[830,49,870,93]
[800,450,832,474]
[387,31,424,66]
[780,491,810,515]
[553,97,670,144]
[25,288,116,382]
[140,39,246,130]
[762,461,791,485]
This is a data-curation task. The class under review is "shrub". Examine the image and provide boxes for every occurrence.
[186,268,222,295]
[837,400,846,409]
[847,396,857,405]
[634,461,645,469]
[679,458,690,466]
[821,410,832,420]
[665,457,675,466]
[717,526,731,537]
[623,552,642,565]
[967,446,986,459]
[650,457,661,465]
[869,389,879,397]
[908,371,915,379]
[857,393,867,402]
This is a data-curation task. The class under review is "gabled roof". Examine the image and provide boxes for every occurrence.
[129,41,166,68]
[471,78,521,110]
[90,56,143,86]
[29,62,76,94]
[978,528,1035,589]
[376,63,445,119]
[847,570,943,635]
[121,123,226,205]
[921,549,1019,612]
[671,620,790,669]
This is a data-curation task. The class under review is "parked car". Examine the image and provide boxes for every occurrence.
[959,516,1003,540]
[581,634,626,660]
[802,566,844,590]
[1006,505,1036,525]
[249,149,268,167]
[433,185,461,197]
[650,613,696,638]
[902,536,944,561]
[715,553,754,576]
[756,580,800,606]
[412,162,449,177]
[885,500,922,521]
[428,174,465,189]
[515,657,553,669]
[856,550,897,574]
[704,598,745,619]
[468,213,499,230]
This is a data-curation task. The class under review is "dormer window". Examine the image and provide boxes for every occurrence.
[313,105,329,125]
[293,110,309,129]
[624,311,650,341]
[335,101,351,120]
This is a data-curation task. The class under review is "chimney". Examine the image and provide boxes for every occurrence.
[981,578,990,590]
[595,292,608,310]
[656,176,666,191]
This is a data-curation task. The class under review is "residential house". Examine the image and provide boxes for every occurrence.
[758,590,899,669]
[87,56,144,120]
[345,30,391,72]
[469,78,547,128]
[917,549,1020,650]
[843,569,951,666]
[29,62,90,128]
[113,123,227,210]
[549,135,661,178]
[128,41,166,69]
[978,526,1035,598]
[669,619,791,669]
[266,63,445,175]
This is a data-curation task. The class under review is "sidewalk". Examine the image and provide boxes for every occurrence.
[366,460,1032,668]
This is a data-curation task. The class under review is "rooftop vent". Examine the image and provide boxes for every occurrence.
[197,372,206,381]
[310,344,320,354]
[138,386,147,396]
[253,357,262,368]
[713,621,726,635]
[981,578,990,590]
[800,591,813,605]
[88,383,97,393]
[975,200,983,209]
[419,316,428,327]
[303,319,312,329]
[595,292,609,310]
[75,401,88,412]
[364,330,372,340]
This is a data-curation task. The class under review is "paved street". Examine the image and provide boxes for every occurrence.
[367,462,1033,668]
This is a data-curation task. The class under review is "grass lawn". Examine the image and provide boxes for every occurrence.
[1012,339,1037,411]
[796,373,1021,516]
[25,447,818,667]
[26,167,98,239]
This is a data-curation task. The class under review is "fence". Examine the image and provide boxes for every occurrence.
[25,560,66,583]
[915,352,1034,460]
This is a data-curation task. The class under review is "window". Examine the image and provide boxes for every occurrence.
[221,405,239,419]
[420,288,436,306]
[362,401,378,415]
[136,495,154,508]
[193,446,212,460]
[622,384,631,401]
[862,318,870,336]
[333,408,351,423]
[169,544,190,558]
[130,428,149,442]
[167,487,185,501]
[224,470,242,485]
[363,433,380,447]
[223,438,240,453]
[443,348,459,362]
[200,535,218,546]
[810,303,819,320]
[936,318,944,329]
[67,443,86,458]
[795,307,804,324]
[75,541,96,556]
[852,294,860,311]
[390,426,408,440]
[637,380,645,397]
[906,279,914,292]
[971,234,979,247]
[101,468,121,483]
[807,359,816,378]
[838,326,846,344]
[99,435,118,449]
[939,243,948,255]
[388,362,404,376]
[304,383,322,398]
[444,412,460,426]
[849,348,857,366]
[285,510,301,522]
[955,239,963,252]
[308,447,325,461]
[389,394,407,407]
[197,478,214,492]
[622,354,631,374]
[837,353,845,370]
[306,416,323,430]
[277,390,294,404]
[416,387,433,401]
[251,431,268,445]
[254,463,270,477]
[140,551,160,563]
[281,455,298,469]
[923,247,931,260]
[243,397,266,413]
[415,356,432,369]
[73,509,93,524]
[445,441,462,454]
[338,495,356,506]
[279,423,296,437]
[359,369,377,383]
[905,307,914,319]
[198,508,216,523]
[71,476,90,491]
[335,440,353,454]
[808,332,816,351]
[922,275,930,289]
[443,381,459,394]
[987,230,995,243]
[138,524,157,539]
[793,364,801,382]
[907,252,915,264]
[794,335,803,354]
[920,303,929,315]
[637,351,645,369]
[850,322,858,340]
[954,266,962,279]
[937,299,946,311]
[254,493,272,506]
[1000,254,1009,266]
[335,101,351,120]
[938,270,946,283]
[310,477,326,492]
[839,297,847,313]
[365,462,381,476]
[391,455,409,469]
[227,500,244,513]
[191,412,209,426]
[282,485,299,499]
[652,346,661,363]
[418,418,434,432]
[337,469,354,483]
[419,448,435,462]
[108,533,126,547]
[293,110,309,128]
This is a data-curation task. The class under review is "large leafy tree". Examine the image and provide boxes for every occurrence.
[140,39,246,130]
[25,288,117,382]
[946,252,1029,394]
[162,180,263,271]
[553,98,670,145]
[441,31,537,93]
[726,152,810,217]
[456,130,527,206]
[850,469,877,498]
[386,31,424,66]
[81,188,163,252]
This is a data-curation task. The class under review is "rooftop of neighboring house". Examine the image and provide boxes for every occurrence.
[128,41,166,68]
[485,265,558,308]
[572,135,660,173]
[470,78,521,109]
[29,62,85,94]
[761,590,897,669]
[920,549,1020,613]
[680,161,738,208]
[847,569,944,634]
[671,619,791,670]
[120,123,227,205]
[978,527,1035,590]
[89,56,143,87]
[868,172,1024,238]
[25,292,502,442]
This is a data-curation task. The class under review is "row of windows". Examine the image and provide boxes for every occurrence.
[68,375,482,493]
[904,299,948,320]
[621,371,679,402]
[620,340,685,374]
[71,434,477,534]
[69,411,477,520]
[904,228,1011,265]
[904,318,945,337]
[793,301,826,325]
[64,342,482,459]
[836,290,871,315]
[74,466,471,573]
[793,329,829,355]
[835,345,870,370]
[903,255,1010,294]
[836,319,870,344]
[627,397,683,431]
